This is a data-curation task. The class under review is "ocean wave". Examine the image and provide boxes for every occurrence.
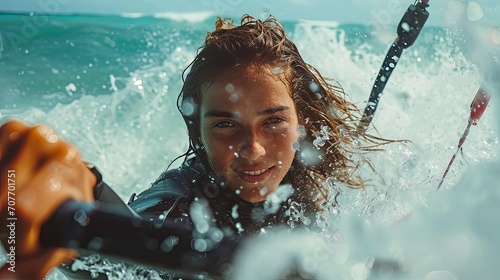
[298,19,339,28]
[153,11,215,23]
[120,13,148,19]
[117,11,215,23]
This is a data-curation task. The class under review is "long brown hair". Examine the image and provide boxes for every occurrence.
[177,15,383,212]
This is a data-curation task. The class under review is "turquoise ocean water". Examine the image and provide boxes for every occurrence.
[1,12,499,279]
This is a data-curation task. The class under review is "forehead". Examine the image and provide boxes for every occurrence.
[200,64,293,108]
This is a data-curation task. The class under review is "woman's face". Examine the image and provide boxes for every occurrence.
[200,64,299,202]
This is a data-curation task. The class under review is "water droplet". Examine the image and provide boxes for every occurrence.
[74,209,90,226]
[210,228,224,242]
[190,199,213,234]
[194,239,208,252]
[49,177,62,191]
[65,83,77,94]
[229,92,240,103]
[225,83,235,93]
[400,22,410,32]
[271,67,283,74]
[309,81,320,92]
[160,236,179,252]
[259,187,268,196]
[8,132,20,141]
[180,100,195,116]
[300,146,322,166]
[313,137,325,148]
[235,222,244,234]
[264,184,294,214]
[351,262,368,280]
[467,2,484,21]
[231,204,239,219]
[195,221,209,234]
[88,237,103,250]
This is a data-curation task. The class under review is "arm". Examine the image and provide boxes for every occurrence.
[0,120,96,279]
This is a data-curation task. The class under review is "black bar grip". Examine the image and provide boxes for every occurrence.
[40,200,240,277]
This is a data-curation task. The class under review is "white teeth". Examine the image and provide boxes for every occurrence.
[242,169,268,176]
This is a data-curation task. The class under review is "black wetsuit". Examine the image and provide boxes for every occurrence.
[129,158,290,233]
[59,157,291,279]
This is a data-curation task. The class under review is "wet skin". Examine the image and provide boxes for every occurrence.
[200,65,299,202]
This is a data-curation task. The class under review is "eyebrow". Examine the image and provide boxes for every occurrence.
[204,105,291,118]
[258,105,290,115]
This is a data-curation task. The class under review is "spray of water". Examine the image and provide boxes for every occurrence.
[0,7,498,278]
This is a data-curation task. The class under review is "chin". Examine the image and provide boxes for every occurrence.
[237,185,277,203]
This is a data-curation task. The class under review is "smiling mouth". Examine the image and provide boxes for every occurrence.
[239,167,273,183]
[242,168,268,175]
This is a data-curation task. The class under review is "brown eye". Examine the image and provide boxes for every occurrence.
[266,117,285,124]
[214,121,235,128]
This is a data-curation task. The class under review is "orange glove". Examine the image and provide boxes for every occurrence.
[0,120,96,279]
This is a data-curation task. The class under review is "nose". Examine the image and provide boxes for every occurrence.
[238,131,265,161]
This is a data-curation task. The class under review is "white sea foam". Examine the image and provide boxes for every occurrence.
[0,7,499,279]
[153,11,215,23]
[298,19,340,28]
[119,13,147,18]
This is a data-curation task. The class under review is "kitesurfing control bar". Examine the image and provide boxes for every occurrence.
[358,1,429,133]
[40,200,241,277]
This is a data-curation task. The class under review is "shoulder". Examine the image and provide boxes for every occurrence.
[128,157,206,217]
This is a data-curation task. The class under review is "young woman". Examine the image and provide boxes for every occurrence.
[0,15,381,279]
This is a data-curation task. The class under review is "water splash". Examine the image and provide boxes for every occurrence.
[0,13,498,279]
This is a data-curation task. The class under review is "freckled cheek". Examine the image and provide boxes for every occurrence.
[271,130,299,146]
[267,135,298,159]
[203,138,235,168]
